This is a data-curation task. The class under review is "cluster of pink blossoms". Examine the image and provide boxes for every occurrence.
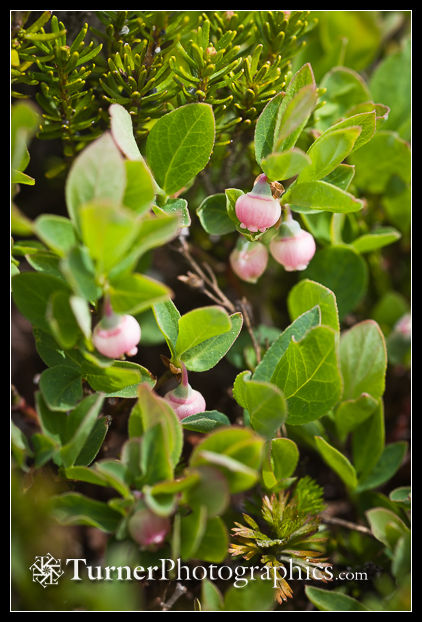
[230,174,316,281]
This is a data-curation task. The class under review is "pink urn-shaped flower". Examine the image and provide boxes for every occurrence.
[93,299,141,359]
[235,174,281,233]
[128,505,171,550]
[230,238,268,283]
[164,363,206,421]
[269,218,316,272]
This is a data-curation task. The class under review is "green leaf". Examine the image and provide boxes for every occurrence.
[35,391,67,444]
[196,194,236,235]
[271,437,299,480]
[154,198,191,228]
[305,586,369,611]
[109,102,144,160]
[272,326,342,425]
[181,312,243,372]
[74,417,109,466]
[340,320,387,401]
[224,577,275,612]
[233,371,287,439]
[60,393,105,468]
[53,492,122,532]
[34,215,77,256]
[141,422,173,485]
[181,410,231,433]
[60,246,101,302]
[180,506,208,560]
[39,365,83,412]
[282,180,364,214]
[261,148,311,182]
[298,127,361,183]
[123,160,156,215]
[12,272,70,332]
[349,131,411,194]
[146,103,215,195]
[108,213,179,279]
[352,400,385,479]
[350,227,401,253]
[84,361,147,394]
[253,306,321,382]
[255,64,316,163]
[357,442,407,493]
[334,393,379,440]
[316,67,371,130]
[322,111,376,153]
[175,306,232,359]
[273,84,318,150]
[152,299,181,358]
[190,427,264,493]
[303,246,368,320]
[65,132,126,232]
[128,384,183,469]
[323,164,355,191]
[201,579,224,611]
[79,201,142,276]
[314,435,357,489]
[194,516,229,563]
[187,465,230,518]
[108,272,171,315]
[369,38,410,140]
[287,280,339,332]
[366,507,409,549]
[46,290,81,349]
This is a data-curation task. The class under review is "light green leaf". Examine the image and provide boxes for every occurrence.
[253,306,321,382]
[181,410,231,433]
[146,103,215,195]
[352,400,385,479]
[53,492,121,532]
[282,180,364,213]
[34,215,77,256]
[305,586,369,611]
[287,279,339,332]
[65,132,126,231]
[123,160,156,215]
[152,299,181,358]
[197,194,236,235]
[303,246,368,320]
[175,306,232,358]
[60,393,105,468]
[350,227,401,253]
[108,272,171,315]
[340,320,387,401]
[272,325,342,425]
[298,127,361,183]
[357,442,407,493]
[181,312,243,372]
[261,148,311,182]
[233,371,287,439]
[12,272,70,332]
[314,435,357,489]
[39,365,83,412]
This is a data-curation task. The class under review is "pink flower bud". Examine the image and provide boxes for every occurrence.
[128,506,171,550]
[235,174,281,233]
[230,239,268,283]
[164,385,206,421]
[270,222,316,272]
[93,314,141,359]
[394,313,411,339]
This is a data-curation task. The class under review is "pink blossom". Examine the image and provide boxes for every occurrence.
[92,314,141,359]
[164,386,206,420]
[230,240,268,283]
[270,228,316,272]
[128,507,171,550]
[235,174,281,233]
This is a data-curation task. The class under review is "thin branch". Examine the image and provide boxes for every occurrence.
[160,582,187,611]
[321,514,373,537]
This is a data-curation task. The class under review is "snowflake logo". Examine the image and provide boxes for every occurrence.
[29,553,64,588]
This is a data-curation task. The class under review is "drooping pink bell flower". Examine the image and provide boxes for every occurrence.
[229,239,268,283]
[92,299,141,359]
[269,218,316,272]
[235,174,281,233]
[164,363,206,420]
[128,505,171,550]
